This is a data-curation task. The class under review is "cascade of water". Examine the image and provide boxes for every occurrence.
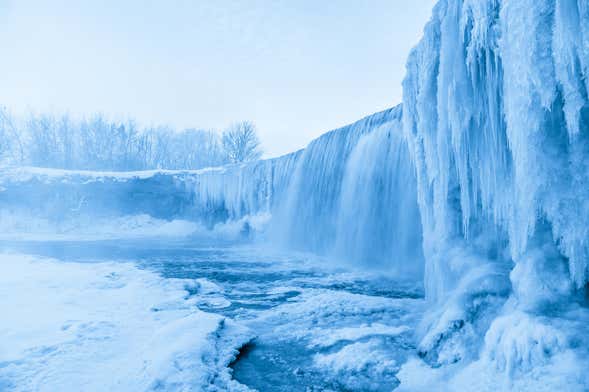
[333,123,423,278]
[189,105,425,277]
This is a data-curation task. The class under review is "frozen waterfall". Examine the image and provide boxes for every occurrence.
[2,1,589,387]
[399,0,589,388]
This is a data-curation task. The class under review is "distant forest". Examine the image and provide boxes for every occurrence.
[0,108,262,171]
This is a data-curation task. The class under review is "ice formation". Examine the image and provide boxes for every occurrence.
[400,0,589,387]
[404,0,589,299]
[1,0,588,388]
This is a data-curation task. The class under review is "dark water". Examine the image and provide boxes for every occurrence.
[0,239,424,391]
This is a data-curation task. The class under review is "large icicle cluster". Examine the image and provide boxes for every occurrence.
[404,0,589,297]
[402,0,589,382]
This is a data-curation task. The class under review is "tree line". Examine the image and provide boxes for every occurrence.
[0,108,262,171]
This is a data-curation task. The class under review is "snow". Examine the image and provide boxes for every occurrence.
[313,340,401,391]
[0,166,197,182]
[308,324,411,349]
[0,213,203,241]
[398,309,589,392]
[1,0,588,388]
[0,253,251,391]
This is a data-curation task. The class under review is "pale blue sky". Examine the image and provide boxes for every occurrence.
[0,1,435,157]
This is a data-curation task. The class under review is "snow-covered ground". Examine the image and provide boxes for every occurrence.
[0,214,203,241]
[0,253,250,392]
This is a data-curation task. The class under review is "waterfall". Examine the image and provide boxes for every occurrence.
[271,106,423,277]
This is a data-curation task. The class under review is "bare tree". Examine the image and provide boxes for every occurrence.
[0,108,16,163]
[222,121,262,163]
[0,109,234,170]
[0,108,25,165]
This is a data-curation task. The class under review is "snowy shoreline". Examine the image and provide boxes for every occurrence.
[0,253,250,391]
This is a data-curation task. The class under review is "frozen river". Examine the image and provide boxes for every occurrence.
[1,239,424,391]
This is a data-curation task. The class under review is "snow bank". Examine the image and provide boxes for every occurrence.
[0,213,204,241]
[398,307,589,391]
[0,253,251,391]
[313,340,401,391]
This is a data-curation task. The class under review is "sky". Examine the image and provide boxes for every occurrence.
[0,0,436,157]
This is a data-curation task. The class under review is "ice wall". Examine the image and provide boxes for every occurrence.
[405,0,589,299]
[402,0,589,378]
